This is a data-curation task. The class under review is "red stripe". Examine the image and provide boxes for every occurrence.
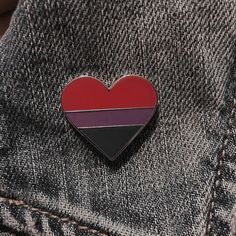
[61,75,157,111]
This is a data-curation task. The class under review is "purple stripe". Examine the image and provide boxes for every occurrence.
[65,108,155,128]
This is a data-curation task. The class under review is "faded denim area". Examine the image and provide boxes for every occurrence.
[0,0,236,235]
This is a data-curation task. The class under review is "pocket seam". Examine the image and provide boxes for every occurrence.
[0,195,109,236]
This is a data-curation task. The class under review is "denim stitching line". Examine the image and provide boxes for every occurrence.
[205,98,236,235]
[0,196,109,236]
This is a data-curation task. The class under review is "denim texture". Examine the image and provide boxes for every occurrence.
[0,0,236,235]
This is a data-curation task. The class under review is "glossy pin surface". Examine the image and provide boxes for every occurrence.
[61,75,158,161]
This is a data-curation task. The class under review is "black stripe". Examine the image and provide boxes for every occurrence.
[79,125,143,160]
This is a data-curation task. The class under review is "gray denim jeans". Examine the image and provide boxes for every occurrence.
[0,0,236,235]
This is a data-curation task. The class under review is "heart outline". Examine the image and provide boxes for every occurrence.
[61,75,158,161]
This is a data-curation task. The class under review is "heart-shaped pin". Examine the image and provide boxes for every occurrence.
[61,75,158,161]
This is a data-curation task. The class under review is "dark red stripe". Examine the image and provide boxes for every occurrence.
[61,75,157,111]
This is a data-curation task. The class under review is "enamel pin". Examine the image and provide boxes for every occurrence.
[61,75,158,161]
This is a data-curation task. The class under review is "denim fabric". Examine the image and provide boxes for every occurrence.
[0,0,236,235]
